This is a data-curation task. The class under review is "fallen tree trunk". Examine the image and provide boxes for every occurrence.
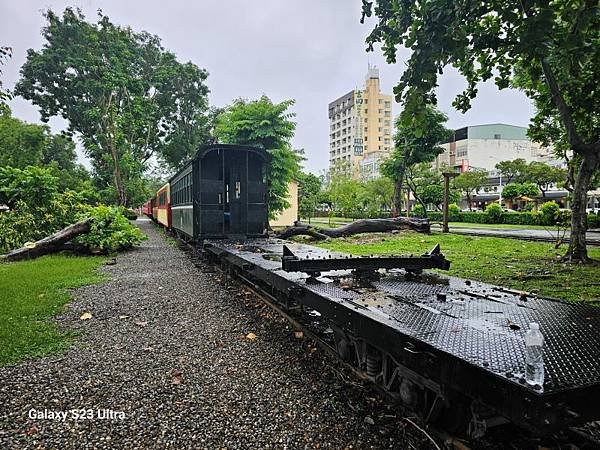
[1,219,92,262]
[276,217,430,240]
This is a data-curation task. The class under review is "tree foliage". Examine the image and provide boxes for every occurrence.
[326,174,364,219]
[0,46,11,114]
[525,161,566,197]
[453,170,488,210]
[495,159,528,184]
[406,163,460,215]
[0,115,47,168]
[214,96,302,218]
[502,182,540,203]
[361,0,599,261]
[324,172,395,219]
[15,8,210,206]
[0,166,144,253]
[0,113,93,193]
[380,105,452,214]
[298,172,322,222]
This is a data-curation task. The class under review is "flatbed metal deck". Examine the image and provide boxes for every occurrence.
[204,238,600,436]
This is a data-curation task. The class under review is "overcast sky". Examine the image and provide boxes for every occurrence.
[1,0,535,174]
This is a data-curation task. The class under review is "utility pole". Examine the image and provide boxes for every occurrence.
[442,172,459,233]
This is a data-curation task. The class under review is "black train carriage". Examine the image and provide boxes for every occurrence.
[170,144,270,241]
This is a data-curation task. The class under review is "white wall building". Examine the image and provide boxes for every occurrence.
[433,123,561,173]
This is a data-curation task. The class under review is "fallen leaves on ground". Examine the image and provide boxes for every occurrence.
[245,332,257,341]
[170,369,183,385]
[80,312,92,320]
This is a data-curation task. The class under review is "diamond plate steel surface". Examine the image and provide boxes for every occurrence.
[207,238,600,395]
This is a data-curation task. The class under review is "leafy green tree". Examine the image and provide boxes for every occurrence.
[214,96,302,218]
[453,170,488,210]
[0,115,47,168]
[380,105,452,215]
[502,182,540,209]
[406,164,460,215]
[0,46,11,115]
[361,0,599,261]
[41,134,76,170]
[495,159,528,184]
[0,166,59,209]
[327,172,364,219]
[501,184,524,206]
[15,8,210,206]
[0,113,93,193]
[523,161,566,198]
[363,176,394,214]
[298,172,322,223]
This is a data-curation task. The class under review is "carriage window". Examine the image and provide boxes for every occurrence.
[235,181,241,199]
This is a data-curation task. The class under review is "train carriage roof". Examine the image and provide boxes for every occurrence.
[194,143,271,162]
[168,144,271,183]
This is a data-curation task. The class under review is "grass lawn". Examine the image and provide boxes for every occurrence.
[0,255,106,366]
[306,217,554,231]
[315,232,600,303]
[444,221,551,230]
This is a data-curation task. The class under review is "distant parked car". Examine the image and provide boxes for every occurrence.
[501,208,518,213]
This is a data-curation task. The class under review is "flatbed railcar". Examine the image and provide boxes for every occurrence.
[204,239,600,439]
[146,143,600,441]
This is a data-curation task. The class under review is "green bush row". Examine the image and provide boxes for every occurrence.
[418,203,600,228]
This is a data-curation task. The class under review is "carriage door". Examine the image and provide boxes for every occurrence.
[224,150,247,236]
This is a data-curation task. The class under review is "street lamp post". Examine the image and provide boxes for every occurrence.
[442,171,459,233]
[498,174,503,207]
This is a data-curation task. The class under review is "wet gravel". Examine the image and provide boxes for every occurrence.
[0,220,428,449]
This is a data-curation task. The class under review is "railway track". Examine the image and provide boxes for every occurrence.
[174,235,600,450]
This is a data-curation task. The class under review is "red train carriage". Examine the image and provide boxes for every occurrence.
[142,201,152,217]
[149,194,157,220]
[155,183,171,229]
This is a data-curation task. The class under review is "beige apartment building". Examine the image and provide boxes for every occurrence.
[328,67,393,180]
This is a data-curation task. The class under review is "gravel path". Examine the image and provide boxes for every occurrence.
[0,221,427,449]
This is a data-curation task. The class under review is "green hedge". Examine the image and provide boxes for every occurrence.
[422,210,600,228]
[326,209,600,228]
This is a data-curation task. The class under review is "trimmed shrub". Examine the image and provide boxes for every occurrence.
[502,211,540,225]
[448,203,461,221]
[539,201,560,226]
[411,204,426,218]
[485,203,503,223]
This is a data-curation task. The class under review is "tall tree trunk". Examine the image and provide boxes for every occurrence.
[393,179,403,217]
[566,153,598,262]
[109,142,126,206]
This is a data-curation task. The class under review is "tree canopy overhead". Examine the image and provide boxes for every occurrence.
[214,95,302,218]
[15,8,210,206]
[362,0,599,261]
[380,105,452,214]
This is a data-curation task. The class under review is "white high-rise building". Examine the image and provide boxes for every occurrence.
[328,68,394,180]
